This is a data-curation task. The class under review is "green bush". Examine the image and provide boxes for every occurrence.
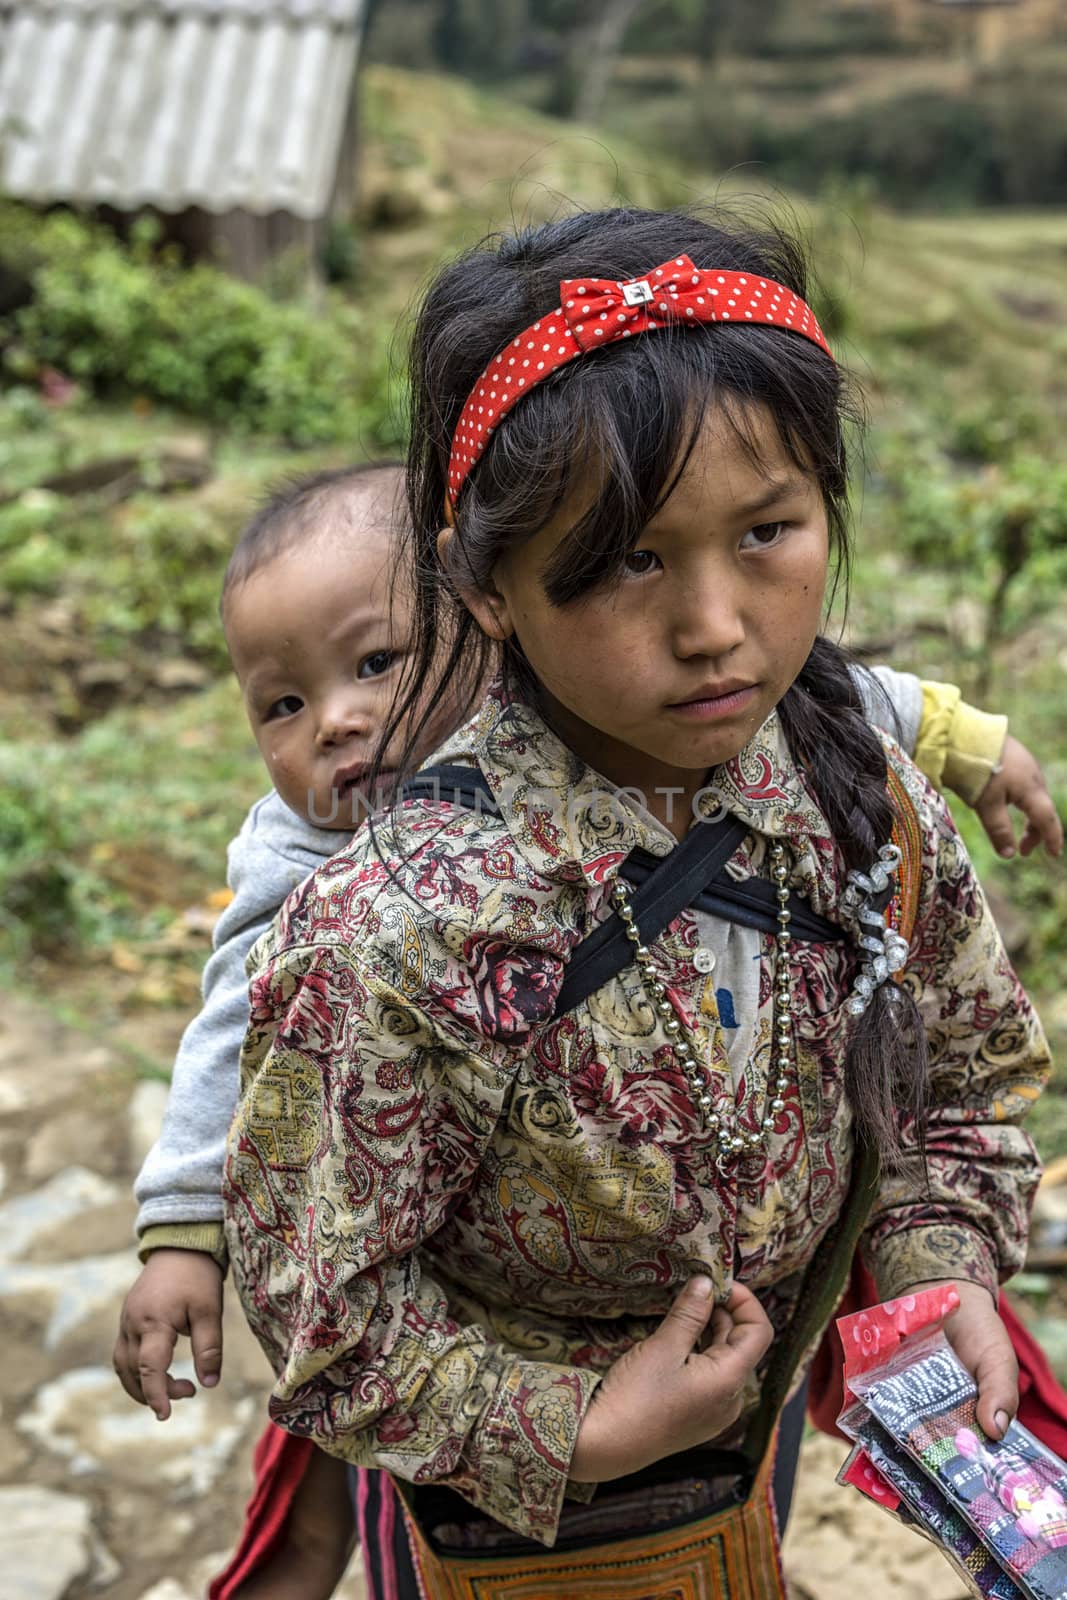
[0,205,403,447]
[0,766,82,955]
[0,489,232,668]
[626,54,1067,210]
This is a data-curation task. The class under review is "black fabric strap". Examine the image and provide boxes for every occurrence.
[400,765,843,1020]
[402,766,503,815]
[623,846,843,945]
[555,813,748,1019]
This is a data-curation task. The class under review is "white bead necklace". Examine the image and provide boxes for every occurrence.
[610,840,792,1165]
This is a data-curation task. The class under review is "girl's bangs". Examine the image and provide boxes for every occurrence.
[465,327,849,609]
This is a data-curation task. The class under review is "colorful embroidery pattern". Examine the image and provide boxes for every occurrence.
[222,684,1049,1545]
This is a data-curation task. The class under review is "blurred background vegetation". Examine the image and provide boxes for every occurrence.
[1,0,1065,1148]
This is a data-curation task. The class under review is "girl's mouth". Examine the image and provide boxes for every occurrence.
[666,684,758,720]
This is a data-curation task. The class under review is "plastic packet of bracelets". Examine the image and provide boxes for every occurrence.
[838,1398,1025,1599]
[836,1290,1067,1600]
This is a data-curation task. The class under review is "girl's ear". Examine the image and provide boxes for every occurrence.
[436,527,515,641]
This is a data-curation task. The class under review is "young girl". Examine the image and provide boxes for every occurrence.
[223,207,1054,1598]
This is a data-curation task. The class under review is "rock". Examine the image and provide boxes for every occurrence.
[127,1080,170,1168]
[0,1167,121,1263]
[152,658,210,692]
[335,1565,370,1599]
[89,1534,122,1587]
[19,1364,256,1494]
[75,659,131,691]
[0,1484,94,1600]
[26,1109,125,1182]
[0,1000,115,1113]
[0,1250,137,1348]
[188,1552,235,1594]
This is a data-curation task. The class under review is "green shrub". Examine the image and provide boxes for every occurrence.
[0,490,232,668]
[1,204,402,448]
[623,53,1067,209]
[0,766,81,955]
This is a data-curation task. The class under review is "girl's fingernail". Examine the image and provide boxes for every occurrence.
[995,1409,1010,1435]
[203,1374,219,1387]
[1000,846,1015,858]
[690,1275,714,1300]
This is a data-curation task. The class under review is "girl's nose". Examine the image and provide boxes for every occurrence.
[670,575,746,660]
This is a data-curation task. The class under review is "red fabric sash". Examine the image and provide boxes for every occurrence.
[208,1425,314,1600]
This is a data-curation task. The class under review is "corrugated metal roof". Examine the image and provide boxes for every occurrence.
[0,0,364,217]
[17,0,359,17]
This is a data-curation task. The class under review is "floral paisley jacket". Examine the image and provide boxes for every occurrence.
[223,683,1049,1547]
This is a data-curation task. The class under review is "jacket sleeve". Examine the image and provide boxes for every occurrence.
[862,761,1049,1299]
[914,680,1008,804]
[134,793,337,1248]
[223,937,599,1548]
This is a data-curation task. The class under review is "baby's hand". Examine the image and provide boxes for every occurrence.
[907,1277,1018,1440]
[113,1249,224,1420]
[974,734,1063,860]
[569,1278,773,1483]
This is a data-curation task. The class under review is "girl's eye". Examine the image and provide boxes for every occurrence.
[741,521,787,550]
[264,694,304,721]
[359,649,399,680]
[624,549,662,576]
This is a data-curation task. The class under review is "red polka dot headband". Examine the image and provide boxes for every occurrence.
[446,252,833,506]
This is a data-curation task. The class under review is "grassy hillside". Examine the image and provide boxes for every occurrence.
[1,66,1064,1139]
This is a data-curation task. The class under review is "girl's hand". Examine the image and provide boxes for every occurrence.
[906,1277,1018,1440]
[569,1278,773,1483]
[975,734,1063,859]
[113,1249,224,1420]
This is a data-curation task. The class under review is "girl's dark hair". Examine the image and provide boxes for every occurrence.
[381,205,927,1170]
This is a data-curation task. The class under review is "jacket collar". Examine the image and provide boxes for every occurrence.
[428,682,836,899]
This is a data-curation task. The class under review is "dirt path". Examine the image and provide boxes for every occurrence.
[0,992,971,1598]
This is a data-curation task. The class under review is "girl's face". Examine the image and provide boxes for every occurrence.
[453,402,829,832]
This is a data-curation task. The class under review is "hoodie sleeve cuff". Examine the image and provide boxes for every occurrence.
[138,1222,228,1272]
[942,702,1009,806]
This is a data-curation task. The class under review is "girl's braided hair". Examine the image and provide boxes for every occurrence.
[381,204,928,1168]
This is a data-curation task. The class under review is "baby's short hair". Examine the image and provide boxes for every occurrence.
[221,460,403,608]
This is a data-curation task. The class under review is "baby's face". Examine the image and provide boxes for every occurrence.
[226,524,454,830]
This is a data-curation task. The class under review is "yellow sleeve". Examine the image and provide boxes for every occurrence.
[914,680,1008,806]
[138,1221,228,1272]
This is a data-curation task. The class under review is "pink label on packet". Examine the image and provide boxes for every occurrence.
[838,1287,961,1383]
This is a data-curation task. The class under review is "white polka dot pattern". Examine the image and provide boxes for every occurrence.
[446,254,832,504]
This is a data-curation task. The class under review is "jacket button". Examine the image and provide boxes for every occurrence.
[693,947,717,974]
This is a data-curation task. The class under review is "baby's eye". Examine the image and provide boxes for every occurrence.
[741,521,787,550]
[359,649,400,680]
[264,694,304,721]
[624,549,662,576]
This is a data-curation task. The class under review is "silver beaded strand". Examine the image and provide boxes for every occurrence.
[610,839,792,1164]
